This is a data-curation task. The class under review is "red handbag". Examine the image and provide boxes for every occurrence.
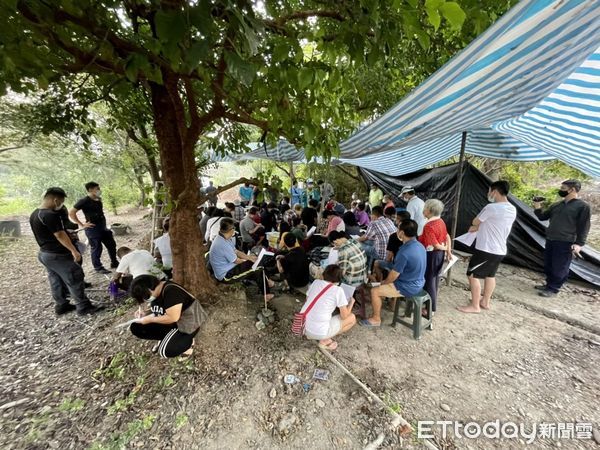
[291,283,334,336]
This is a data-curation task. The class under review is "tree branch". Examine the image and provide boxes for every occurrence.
[198,176,259,205]
[223,111,268,131]
[336,164,361,182]
[265,9,345,28]
[0,145,24,154]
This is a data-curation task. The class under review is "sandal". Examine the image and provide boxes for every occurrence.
[318,340,338,351]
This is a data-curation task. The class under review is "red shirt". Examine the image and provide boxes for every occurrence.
[419,218,448,249]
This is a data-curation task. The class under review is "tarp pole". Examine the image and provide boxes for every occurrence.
[447,131,468,286]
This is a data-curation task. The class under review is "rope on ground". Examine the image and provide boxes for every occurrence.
[318,348,441,450]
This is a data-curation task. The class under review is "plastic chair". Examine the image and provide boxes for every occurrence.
[391,290,433,340]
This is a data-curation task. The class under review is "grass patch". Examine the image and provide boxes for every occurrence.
[93,352,128,380]
[88,414,156,450]
[108,376,145,415]
[59,397,86,413]
[175,413,188,429]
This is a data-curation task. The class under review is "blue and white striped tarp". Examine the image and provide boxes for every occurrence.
[213,0,600,178]
[338,0,600,161]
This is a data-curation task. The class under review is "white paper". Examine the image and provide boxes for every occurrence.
[327,248,339,266]
[114,318,142,329]
[441,254,459,275]
[455,231,477,246]
[350,235,360,240]
[306,226,317,238]
[340,283,356,300]
[252,247,275,270]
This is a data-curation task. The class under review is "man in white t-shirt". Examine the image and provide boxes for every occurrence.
[458,180,516,314]
[113,246,165,290]
[401,186,426,235]
[153,219,172,275]
[301,264,356,351]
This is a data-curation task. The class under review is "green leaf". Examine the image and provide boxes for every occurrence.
[426,7,441,30]
[155,10,187,43]
[224,51,256,87]
[440,2,467,29]
[272,42,289,63]
[416,30,430,50]
[184,40,210,73]
[297,68,313,90]
[189,1,215,34]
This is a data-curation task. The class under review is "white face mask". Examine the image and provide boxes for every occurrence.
[54,201,64,211]
[96,190,102,199]
[487,194,496,203]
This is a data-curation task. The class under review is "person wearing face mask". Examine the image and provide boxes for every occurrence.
[533,179,591,298]
[129,275,207,358]
[400,186,426,236]
[30,187,102,315]
[69,181,119,274]
[458,180,516,314]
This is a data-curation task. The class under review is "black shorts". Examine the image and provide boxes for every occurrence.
[466,249,504,279]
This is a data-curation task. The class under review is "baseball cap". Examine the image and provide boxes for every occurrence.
[44,187,67,198]
[400,186,415,195]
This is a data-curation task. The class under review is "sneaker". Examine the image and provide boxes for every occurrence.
[77,305,105,315]
[538,290,557,298]
[534,284,547,291]
[95,268,111,275]
[55,304,76,315]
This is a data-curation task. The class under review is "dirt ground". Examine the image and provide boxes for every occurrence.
[1,209,599,450]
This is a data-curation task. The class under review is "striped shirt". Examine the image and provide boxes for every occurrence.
[365,217,397,260]
[337,239,368,287]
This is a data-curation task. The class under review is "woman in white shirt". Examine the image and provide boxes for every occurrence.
[300,264,356,350]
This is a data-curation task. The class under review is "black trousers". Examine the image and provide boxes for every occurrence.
[130,322,196,358]
[37,251,92,312]
[544,240,573,293]
[424,250,445,312]
[86,228,118,270]
[223,261,270,294]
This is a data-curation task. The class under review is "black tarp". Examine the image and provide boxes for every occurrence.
[359,162,600,288]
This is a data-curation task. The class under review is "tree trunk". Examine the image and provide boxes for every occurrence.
[149,81,214,298]
[134,168,146,207]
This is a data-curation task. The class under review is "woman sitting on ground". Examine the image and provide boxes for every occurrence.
[419,199,452,314]
[300,264,356,351]
[129,275,206,358]
[276,233,310,289]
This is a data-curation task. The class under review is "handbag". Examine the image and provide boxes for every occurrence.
[291,283,334,336]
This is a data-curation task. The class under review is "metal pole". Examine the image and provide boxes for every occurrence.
[446,131,468,286]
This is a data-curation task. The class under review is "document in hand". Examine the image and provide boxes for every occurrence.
[340,283,356,301]
[455,231,477,246]
[306,226,317,238]
[252,247,275,270]
[327,248,339,266]
[441,254,459,275]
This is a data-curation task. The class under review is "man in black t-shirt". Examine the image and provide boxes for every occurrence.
[301,198,319,229]
[276,233,310,288]
[30,187,101,315]
[69,181,118,274]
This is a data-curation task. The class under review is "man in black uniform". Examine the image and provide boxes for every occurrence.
[533,179,591,297]
[69,182,118,274]
[30,187,101,315]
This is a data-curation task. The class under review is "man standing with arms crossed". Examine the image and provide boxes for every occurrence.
[458,180,516,313]
[31,187,101,315]
[533,179,591,298]
[69,182,118,274]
